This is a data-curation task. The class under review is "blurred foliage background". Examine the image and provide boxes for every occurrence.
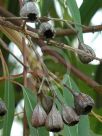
[0,0,102,136]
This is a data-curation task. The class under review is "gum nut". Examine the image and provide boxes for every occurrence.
[62,105,79,126]
[39,22,55,38]
[31,103,47,128]
[20,2,39,21]
[78,44,96,64]
[41,95,53,114]
[74,92,94,115]
[45,105,64,132]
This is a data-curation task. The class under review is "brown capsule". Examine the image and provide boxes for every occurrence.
[45,105,64,132]
[41,95,53,114]
[39,22,55,38]
[20,2,39,21]
[0,100,7,116]
[74,92,94,115]
[78,43,96,64]
[31,103,47,128]
[62,105,79,126]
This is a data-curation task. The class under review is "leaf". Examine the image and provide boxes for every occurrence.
[22,86,49,136]
[78,116,90,136]
[90,130,102,136]
[80,0,102,25]
[66,0,83,42]
[3,81,15,136]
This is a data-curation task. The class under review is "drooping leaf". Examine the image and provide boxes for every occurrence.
[80,0,102,25]
[66,0,83,42]
[3,81,15,136]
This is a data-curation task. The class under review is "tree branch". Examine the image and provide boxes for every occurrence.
[0,7,102,93]
[38,39,102,93]
[56,25,102,36]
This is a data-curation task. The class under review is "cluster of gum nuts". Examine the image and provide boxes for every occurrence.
[19,0,95,132]
[0,0,95,127]
[31,90,94,133]
[20,1,96,64]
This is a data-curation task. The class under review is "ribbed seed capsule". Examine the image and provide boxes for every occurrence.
[41,95,53,114]
[62,105,79,126]
[0,100,7,116]
[45,105,64,132]
[20,2,39,21]
[31,103,47,128]
[78,43,96,64]
[74,92,94,115]
[39,22,55,38]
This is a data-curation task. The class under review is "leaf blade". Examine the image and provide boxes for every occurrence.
[66,0,83,41]
[3,81,15,136]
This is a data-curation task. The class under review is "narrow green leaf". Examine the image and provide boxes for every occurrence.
[78,116,90,136]
[80,0,102,25]
[66,0,83,41]
[3,81,15,136]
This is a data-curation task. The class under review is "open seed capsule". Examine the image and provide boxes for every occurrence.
[74,92,94,115]
[78,43,96,64]
[39,22,55,38]
[31,103,47,128]
[62,105,79,126]
[45,104,64,132]
[20,2,39,21]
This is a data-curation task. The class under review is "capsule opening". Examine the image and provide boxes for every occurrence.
[27,13,37,21]
[44,29,54,38]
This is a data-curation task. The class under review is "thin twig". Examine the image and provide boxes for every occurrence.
[0,16,28,21]
[22,37,28,136]
[0,74,23,81]
[14,111,24,117]
[0,38,27,68]
[0,19,39,39]
[49,40,102,62]
[91,111,102,123]
[49,72,76,96]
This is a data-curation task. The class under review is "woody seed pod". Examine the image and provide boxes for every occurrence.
[62,105,79,126]
[39,22,55,38]
[41,95,53,114]
[74,92,94,115]
[20,2,39,21]
[31,103,47,128]
[45,104,64,132]
[78,43,96,64]
[0,100,7,116]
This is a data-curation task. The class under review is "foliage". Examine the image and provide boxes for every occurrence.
[0,0,102,136]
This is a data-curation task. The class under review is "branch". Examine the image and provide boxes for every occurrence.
[38,39,102,93]
[0,7,102,36]
[0,38,27,67]
[0,7,102,93]
[56,25,102,36]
